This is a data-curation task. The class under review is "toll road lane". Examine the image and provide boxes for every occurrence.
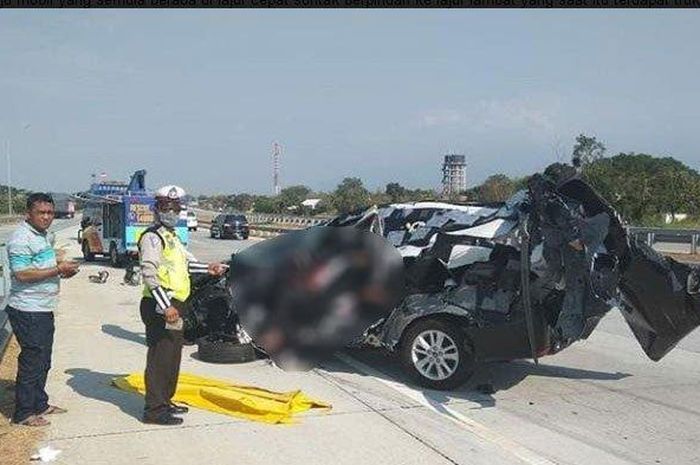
[37,225,700,465]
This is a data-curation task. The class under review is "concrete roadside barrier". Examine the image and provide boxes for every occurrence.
[0,243,12,358]
[0,215,23,226]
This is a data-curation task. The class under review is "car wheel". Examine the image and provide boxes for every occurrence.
[400,318,475,390]
[109,242,123,268]
[197,339,257,364]
[82,240,95,262]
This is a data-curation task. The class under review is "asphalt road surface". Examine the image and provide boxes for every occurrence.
[16,226,700,465]
[184,228,700,465]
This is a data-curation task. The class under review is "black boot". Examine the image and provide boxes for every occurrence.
[143,412,184,425]
[169,403,189,414]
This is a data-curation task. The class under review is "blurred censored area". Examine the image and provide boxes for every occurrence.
[228,227,404,369]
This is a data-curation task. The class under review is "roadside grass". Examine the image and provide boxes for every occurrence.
[0,337,43,465]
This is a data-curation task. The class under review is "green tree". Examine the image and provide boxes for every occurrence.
[229,193,255,212]
[0,185,28,215]
[371,189,390,206]
[478,174,516,203]
[385,182,408,203]
[583,152,700,224]
[572,134,606,167]
[333,177,371,214]
[405,188,437,202]
[277,185,312,210]
[463,175,519,203]
[253,195,279,214]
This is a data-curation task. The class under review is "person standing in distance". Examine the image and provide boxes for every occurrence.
[138,185,227,425]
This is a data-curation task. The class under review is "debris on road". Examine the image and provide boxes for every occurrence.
[122,263,141,286]
[112,372,331,424]
[88,270,109,284]
[29,446,61,462]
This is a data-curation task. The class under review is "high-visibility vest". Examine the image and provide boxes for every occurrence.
[140,225,191,303]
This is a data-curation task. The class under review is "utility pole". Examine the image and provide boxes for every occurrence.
[272,142,281,196]
[6,139,11,216]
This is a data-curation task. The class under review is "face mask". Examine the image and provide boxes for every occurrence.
[158,210,180,228]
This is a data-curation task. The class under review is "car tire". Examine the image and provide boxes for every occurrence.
[197,339,257,364]
[400,318,475,390]
[82,240,95,262]
[109,242,123,268]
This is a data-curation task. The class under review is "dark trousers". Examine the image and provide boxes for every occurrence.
[6,307,55,423]
[139,297,186,419]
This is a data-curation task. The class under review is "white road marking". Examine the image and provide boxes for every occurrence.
[335,352,558,465]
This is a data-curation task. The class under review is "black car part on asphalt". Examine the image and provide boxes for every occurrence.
[183,272,257,364]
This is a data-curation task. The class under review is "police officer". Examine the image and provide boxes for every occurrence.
[138,185,227,425]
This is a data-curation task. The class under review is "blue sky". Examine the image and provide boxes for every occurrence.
[1,10,699,195]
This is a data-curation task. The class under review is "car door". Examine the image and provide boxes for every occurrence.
[618,240,700,361]
[557,178,700,362]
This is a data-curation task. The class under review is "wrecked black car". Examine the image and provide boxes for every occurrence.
[184,171,700,391]
[320,174,700,389]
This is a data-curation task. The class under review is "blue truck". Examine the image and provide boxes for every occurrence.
[79,170,189,267]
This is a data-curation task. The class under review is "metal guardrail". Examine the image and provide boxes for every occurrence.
[193,208,327,227]
[0,215,23,226]
[0,243,12,359]
[193,208,327,238]
[626,227,700,255]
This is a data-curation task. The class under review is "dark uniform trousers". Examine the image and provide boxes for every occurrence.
[139,297,187,419]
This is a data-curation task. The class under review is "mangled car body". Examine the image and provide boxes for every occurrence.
[186,170,700,391]
[321,174,700,389]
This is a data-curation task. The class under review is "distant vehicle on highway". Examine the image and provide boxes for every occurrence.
[210,214,249,240]
[187,210,198,232]
[78,170,189,267]
[50,193,76,219]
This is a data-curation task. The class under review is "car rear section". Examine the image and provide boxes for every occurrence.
[221,215,249,239]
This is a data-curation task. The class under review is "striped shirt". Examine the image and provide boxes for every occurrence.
[7,221,60,313]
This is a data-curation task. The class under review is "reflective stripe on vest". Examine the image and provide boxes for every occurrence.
[143,226,191,302]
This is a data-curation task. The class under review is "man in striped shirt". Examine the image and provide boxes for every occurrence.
[6,193,80,427]
[138,185,227,425]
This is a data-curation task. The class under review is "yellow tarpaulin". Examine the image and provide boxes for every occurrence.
[112,372,331,424]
